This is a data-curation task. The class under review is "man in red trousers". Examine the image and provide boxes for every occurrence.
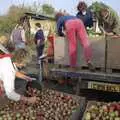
[56,12,94,71]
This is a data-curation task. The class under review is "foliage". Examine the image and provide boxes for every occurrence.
[42,4,55,16]
[0,5,31,37]
[30,2,55,16]
[0,3,55,37]
[89,2,109,18]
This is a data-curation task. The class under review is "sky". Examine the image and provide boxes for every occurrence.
[0,0,119,15]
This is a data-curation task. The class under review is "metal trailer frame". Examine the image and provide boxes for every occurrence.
[50,35,120,93]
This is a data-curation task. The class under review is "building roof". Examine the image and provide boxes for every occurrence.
[25,12,55,21]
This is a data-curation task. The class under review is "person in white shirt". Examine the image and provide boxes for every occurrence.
[0,44,37,103]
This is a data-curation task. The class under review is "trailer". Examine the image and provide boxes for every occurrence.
[48,35,120,120]
[49,35,120,94]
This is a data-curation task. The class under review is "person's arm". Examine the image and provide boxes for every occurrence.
[2,58,37,103]
[4,70,36,103]
[0,80,4,92]
[21,29,26,43]
[10,32,13,42]
[112,20,120,35]
[16,71,33,81]
[57,18,65,37]
[76,12,80,18]
[88,10,94,27]
[13,62,25,69]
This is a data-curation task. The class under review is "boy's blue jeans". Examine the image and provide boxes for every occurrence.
[37,44,44,58]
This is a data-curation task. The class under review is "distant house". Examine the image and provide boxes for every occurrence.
[25,12,56,38]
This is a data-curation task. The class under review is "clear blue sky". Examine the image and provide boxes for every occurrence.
[0,0,119,15]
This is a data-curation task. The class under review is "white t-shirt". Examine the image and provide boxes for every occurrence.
[0,57,21,101]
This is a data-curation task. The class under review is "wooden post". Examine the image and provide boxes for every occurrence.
[105,35,108,73]
[76,77,82,95]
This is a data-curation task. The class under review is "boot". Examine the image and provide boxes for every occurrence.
[87,62,95,72]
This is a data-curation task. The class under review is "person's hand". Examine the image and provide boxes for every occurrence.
[0,80,4,92]
[25,76,37,82]
[27,96,38,104]
[105,32,114,36]
[111,34,120,38]
[105,32,120,38]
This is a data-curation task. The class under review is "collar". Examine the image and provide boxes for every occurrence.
[0,54,12,59]
[36,28,42,31]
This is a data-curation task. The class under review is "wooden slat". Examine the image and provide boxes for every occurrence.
[50,68,120,84]
[107,36,120,69]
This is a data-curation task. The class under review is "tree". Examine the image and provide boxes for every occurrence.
[42,4,55,16]
[89,2,109,18]
[0,5,31,36]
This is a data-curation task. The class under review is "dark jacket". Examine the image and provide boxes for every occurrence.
[57,15,77,36]
[76,9,93,28]
[34,29,45,45]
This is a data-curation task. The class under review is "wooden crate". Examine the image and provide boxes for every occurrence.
[71,97,87,120]
[54,36,105,68]
[107,36,120,70]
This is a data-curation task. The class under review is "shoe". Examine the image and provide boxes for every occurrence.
[39,54,47,59]
[69,66,80,71]
[87,62,95,72]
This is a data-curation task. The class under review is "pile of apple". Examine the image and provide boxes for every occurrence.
[0,88,80,120]
[84,102,120,120]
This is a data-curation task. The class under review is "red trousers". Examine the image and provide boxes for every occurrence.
[65,19,92,67]
[47,35,54,57]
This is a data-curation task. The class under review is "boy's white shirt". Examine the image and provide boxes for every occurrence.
[0,57,21,101]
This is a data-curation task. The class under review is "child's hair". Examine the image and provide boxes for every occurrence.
[35,23,41,28]
[13,49,28,64]
[77,1,87,11]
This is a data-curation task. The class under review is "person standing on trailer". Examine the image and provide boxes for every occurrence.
[56,12,94,71]
[97,7,120,35]
[76,1,93,28]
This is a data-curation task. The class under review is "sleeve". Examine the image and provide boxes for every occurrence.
[10,31,13,42]
[113,26,120,35]
[1,58,21,101]
[98,16,105,34]
[88,11,94,27]
[76,12,80,18]
[57,18,64,37]
[112,15,120,35]
[13,63,18,71]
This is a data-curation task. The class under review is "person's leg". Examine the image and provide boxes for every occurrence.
[65,20,77,67]
[40,44,45,56]
[76,19,95,71]
[37,44,44,58]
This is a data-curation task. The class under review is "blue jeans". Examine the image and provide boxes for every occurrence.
[36,44,44,58]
